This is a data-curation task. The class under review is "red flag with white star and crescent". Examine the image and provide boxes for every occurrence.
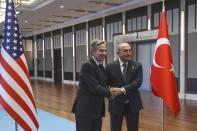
[150,10,181,116]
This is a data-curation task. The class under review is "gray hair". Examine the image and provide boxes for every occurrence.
[90,39,106,54]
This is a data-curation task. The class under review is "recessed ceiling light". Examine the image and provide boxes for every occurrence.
[60,5,64,8]
[24,20,28,23]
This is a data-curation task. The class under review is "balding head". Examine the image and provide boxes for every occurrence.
[117,42,131,52]
[117,42,132,62]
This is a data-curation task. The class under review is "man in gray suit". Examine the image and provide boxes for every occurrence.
[106,42,143,131]
[72,39,117,131]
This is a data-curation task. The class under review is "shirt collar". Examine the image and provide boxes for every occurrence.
[119,58,128,66]
[92,56,102,66]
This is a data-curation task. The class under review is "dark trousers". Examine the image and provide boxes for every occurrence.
[110,103,139,131]
[75,115,102,131]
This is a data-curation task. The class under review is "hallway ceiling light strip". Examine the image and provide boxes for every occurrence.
[0,0,21,24]
[0,0,53,24]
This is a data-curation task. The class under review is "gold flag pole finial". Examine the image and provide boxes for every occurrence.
[162,0,165,11]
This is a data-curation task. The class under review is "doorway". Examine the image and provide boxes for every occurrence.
[136,41,156,91]
[54,49,62,83]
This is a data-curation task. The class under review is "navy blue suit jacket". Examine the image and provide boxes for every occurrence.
[72,58,111,118]
[106,60,143,115]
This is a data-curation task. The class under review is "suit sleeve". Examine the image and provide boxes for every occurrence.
[81,63,111,98]
[124,63,143,94]
[105,65,111,86]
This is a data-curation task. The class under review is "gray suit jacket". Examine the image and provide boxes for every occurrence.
[106,60,143,115]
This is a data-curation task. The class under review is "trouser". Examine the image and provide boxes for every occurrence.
[110,103,139,131]
[75,115,102,131]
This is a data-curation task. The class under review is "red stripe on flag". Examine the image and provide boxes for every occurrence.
[16,57,32,84]
[1,1,39,130]
[0,96,32,131]
[0,55,36,110]
[0,75,39,128]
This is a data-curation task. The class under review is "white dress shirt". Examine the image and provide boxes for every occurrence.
[119,58,129,103]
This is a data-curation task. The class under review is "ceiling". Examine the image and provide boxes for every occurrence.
[0,0,161,37]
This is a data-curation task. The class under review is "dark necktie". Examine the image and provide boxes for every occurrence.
[98,64,105,74]
[122,63,127,83]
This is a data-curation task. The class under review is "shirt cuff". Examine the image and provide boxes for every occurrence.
[121,87,126,95]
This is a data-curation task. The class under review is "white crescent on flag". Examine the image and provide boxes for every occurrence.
[153,38,170,68]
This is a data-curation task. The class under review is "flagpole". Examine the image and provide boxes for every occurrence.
[15,121,18,131]
[13,1,18,130]
[162,100,164,131]
[161,1,165,131]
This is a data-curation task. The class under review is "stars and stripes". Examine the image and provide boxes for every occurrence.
[0,0,39,130]
[0,103,2,110]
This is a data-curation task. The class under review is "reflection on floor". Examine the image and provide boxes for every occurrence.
[3,80,197,131]
[32,80,197,131]
[0,109,75,131]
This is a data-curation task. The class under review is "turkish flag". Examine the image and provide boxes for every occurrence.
[150,10,181,116]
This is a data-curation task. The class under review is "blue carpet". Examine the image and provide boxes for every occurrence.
[0,109,76,131]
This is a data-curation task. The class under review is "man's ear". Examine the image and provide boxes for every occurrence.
[117,51,119,56]
[91,49,95,56]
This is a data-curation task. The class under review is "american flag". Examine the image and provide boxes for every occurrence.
[0,103,2,110]
[0,0,39,130]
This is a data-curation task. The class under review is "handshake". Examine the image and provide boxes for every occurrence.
[110,87,122,99]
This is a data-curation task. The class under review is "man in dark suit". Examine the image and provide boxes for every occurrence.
[106,42,143,131]
[72,39,112,131]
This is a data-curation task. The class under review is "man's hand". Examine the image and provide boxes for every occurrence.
[110,87,122,99]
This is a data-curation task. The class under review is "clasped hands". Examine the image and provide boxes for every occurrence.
[110,87,122,99]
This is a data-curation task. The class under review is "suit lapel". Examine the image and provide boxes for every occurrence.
[127,60,135,72]
[125,60,136,83]
[89,57,97,67]
[89,58,105,83]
